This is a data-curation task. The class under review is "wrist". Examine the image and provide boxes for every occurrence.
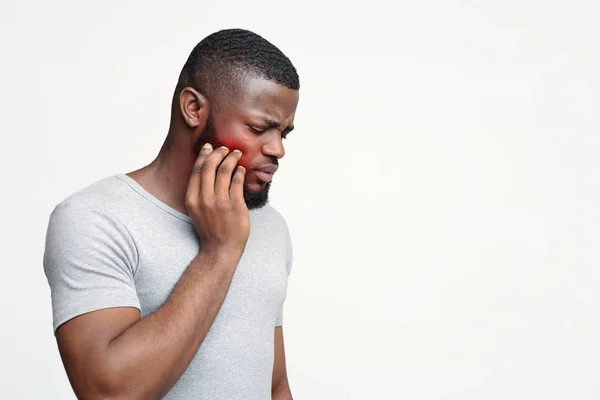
[196,245,244,267]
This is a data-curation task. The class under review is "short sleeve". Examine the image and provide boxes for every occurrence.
[275,218,293,327]
[43,200,141,332]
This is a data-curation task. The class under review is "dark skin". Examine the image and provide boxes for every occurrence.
[55,75,298,399]
[131,77,297,215]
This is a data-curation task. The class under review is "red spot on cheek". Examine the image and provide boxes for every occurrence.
[218,139,250,169]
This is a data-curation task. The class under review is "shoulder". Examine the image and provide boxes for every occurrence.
[44,176,139,275]
[53,175,131,212]
[46,175,139,254]
[262,205,294,271]
[250,204,293,264]
[250,203,290,234]
[49,175,138,224]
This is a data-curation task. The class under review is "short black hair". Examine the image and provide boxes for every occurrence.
[177,29,299,103]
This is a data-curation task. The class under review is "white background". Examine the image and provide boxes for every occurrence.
[1,0,599,398]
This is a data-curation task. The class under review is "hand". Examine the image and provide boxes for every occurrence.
[185,143,250,257]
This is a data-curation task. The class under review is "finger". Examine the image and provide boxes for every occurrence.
[215,149,243,199]
[186,142,213,203]
[200,146,230,199]
[229,165,246,202]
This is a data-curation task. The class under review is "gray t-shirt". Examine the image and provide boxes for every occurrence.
[43,174,293,399]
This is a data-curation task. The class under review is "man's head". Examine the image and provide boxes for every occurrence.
[173,29,300,210]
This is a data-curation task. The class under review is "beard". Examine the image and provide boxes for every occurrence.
[194,110,271,210]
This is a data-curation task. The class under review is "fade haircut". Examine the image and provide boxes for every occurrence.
[177,28,299,106]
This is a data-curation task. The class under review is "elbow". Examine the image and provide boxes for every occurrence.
[74,379,133,400]
[76,382,146,400]
[272,382,293,400]
[71,364,149,400]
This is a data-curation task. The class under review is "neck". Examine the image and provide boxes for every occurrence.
[127,132,196,216]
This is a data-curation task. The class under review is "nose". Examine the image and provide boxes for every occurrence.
[262,134,285,159]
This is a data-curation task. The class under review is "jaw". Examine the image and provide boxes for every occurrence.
[243,182,271,209]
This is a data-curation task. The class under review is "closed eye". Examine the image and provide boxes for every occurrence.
[249,125,291,139]
[249,126,265,134]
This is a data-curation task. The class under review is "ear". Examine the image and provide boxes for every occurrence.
[179,87,209,129]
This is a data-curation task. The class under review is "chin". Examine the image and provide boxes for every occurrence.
[243,182,271,210]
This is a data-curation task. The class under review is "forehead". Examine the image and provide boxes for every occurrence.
[222,76,299,122]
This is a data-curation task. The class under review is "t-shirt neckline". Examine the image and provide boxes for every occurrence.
[115,173,193,224]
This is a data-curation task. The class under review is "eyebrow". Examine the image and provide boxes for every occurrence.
[258,117,295,134]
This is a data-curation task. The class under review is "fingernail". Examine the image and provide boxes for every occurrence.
[202,143,212,151]
[233,149,241,153]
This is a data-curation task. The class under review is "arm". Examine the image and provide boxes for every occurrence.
[57,250,240,400]
[54,144,249,399]
[272,326,293,400]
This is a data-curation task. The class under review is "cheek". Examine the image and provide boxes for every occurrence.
[217,138,252,168]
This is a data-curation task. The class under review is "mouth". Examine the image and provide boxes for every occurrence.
[253,170,274,183]
[252,164,279,183]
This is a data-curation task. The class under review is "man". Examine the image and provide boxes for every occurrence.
[43,28,299,399]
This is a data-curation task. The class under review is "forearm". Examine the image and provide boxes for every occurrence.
[103,249,241,399]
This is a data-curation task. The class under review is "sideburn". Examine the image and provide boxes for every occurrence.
[193,109,218,155]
